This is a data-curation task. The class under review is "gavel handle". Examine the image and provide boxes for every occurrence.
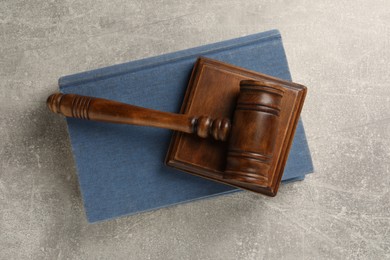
[47,93,230,141]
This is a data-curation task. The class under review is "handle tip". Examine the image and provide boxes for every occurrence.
[47,93,64,114]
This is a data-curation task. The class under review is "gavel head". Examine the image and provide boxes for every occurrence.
[224,80,285,188]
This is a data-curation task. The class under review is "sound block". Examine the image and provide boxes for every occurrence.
[166,57,307,196]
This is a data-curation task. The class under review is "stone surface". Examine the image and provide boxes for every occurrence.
[1,0,389,259]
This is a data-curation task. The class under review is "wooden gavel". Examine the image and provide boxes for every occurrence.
[47,80,284,187]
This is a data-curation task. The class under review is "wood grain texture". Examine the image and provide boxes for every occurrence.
[166,57,307,196]
[47,93,230,141]
[224,80,285,187]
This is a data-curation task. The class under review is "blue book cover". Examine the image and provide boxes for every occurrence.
[60,29,313,223]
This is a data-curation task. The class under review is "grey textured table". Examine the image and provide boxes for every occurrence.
[1,1,389,259]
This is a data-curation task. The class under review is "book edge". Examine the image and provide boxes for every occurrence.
[59,29,281,88]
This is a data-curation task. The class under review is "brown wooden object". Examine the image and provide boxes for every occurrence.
[47,93,230,141]
[165,58,307,196]
[47,57,307,196]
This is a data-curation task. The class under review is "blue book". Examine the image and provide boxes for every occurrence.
[60,29,313,223]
